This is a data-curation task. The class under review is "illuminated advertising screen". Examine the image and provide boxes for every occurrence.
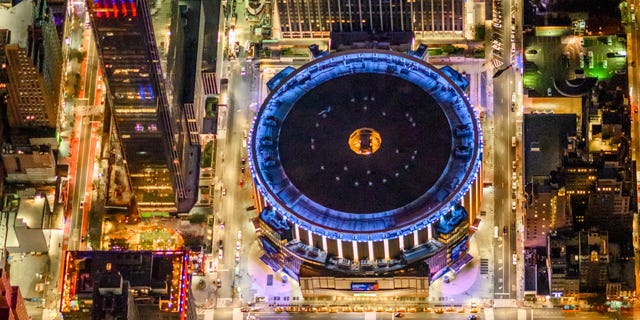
[451,236,468,261]
[350,283,379,291]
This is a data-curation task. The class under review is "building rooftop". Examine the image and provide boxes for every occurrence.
[61,251,190,315]
[523,114,577,181]
[250,50,482,241]
[279,72,452,213]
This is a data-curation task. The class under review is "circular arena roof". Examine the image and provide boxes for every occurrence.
[249,50,482,241]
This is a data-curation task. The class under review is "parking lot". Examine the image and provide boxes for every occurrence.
[523,30,628,96]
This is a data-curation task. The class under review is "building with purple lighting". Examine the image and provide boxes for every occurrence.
[249,49,483,302]
[86,0,200,214]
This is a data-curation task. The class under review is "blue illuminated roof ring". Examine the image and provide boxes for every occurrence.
[249,50,482,241]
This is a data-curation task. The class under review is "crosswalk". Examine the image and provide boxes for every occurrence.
[480,258,489,275]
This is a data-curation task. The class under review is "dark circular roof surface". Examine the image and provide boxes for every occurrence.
[249,50,482,240]
[279,73,452,213]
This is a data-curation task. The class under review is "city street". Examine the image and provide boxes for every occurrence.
[208,0,264,308]
[492,70,519,302]
[64,11,103,253]
[490,0,524,304]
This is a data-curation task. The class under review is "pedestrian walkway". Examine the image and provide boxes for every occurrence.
[239,244,303,306]
[429,233,493,307]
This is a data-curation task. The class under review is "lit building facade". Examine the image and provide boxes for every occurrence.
[249,50,482,302]
[86,0,199,214]
[275,0,465,39]
[4,44,56,128]
[0,29,10,95]
[525,177,557,248]
[60,250,195,320]
[31,0,65,106]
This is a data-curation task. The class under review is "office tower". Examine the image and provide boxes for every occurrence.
[4,44,56,128]
[86,0,199,214]
[275,0,465,39]
[30,0,65,107]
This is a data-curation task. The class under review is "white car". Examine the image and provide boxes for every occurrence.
[237,230,242,240]
[240,67,246,76]
[512,200,517,211]
[218,248,223,260]
[236,240,241,250]
[235,251,240,262]
[208,260,217,274]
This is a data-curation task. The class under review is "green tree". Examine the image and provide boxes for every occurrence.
[183,233,204,248]
[201,141,213,167]
[474,25,486,41]
[69,49,87,63]
[189,213,207,224]
[441,44,456,54]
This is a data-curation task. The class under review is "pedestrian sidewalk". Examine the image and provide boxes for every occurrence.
[239,244,303,306]
[428,232,493,307]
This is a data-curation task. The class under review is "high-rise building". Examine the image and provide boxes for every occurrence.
[30,0,65,107]
[275,0,465,39]
[524,177,558,248]
[86,0,199,214]
[4,44,56,129]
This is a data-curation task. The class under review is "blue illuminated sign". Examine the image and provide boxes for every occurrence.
[351,283,379,291]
